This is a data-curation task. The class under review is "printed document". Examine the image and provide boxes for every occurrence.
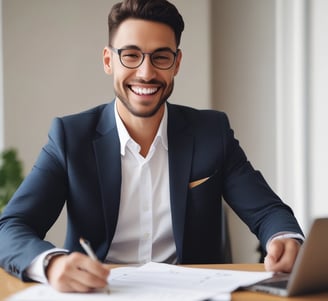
[7,262,273,301]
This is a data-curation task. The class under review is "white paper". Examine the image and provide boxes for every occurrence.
[7,262,273,301]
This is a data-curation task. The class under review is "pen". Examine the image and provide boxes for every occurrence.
[79,237,110,294]
[79,237,98,260]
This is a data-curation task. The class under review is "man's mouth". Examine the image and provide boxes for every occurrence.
[129,86,160,96]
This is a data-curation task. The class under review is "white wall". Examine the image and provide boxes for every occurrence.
[3,0,112,174]
[171,0,212,109]
[309,0,328,219]
[274,0,309,230]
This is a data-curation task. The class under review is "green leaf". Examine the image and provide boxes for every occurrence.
[0,148,24,213]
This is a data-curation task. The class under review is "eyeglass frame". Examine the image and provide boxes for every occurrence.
[109,46,180,70]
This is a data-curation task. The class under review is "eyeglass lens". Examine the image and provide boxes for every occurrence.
[119,49,176,69]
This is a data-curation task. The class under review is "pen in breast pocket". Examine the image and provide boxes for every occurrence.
[79,237,110,294]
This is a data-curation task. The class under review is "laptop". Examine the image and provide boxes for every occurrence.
[245,217,328,297]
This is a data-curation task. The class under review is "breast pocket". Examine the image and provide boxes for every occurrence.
[188,169,222,207]
[185,169,223,240]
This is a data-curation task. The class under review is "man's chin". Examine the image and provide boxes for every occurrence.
[117,96,166,118]
[129,105,164,118]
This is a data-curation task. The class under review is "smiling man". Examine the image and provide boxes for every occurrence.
[103,17,181,157]
[0,0,304,293]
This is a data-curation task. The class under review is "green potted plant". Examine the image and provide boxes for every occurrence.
[0,148,24,214]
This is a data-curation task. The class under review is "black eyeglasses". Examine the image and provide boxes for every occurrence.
[110,46,179,70]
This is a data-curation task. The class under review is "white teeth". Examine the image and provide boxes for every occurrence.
[131,86,158,95]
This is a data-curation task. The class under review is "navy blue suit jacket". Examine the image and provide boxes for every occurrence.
[0,101,303,280]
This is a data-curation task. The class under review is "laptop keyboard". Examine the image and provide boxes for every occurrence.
[255,273,290,289]
[263,279,288,289]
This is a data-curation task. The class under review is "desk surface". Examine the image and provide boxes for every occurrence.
[1,264,328,301]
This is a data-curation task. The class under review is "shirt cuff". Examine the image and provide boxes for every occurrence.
[266,232,305,251]
[25,248,69,284]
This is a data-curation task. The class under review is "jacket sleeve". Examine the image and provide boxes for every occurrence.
[220,113,303,248]
[0,118,68,280]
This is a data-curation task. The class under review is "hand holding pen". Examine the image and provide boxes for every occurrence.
[80,237,110,293]
[45,239,110,293]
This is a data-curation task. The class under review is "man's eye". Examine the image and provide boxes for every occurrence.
[153,51,173,61]
[153,55,170,61]
[122,51,141,60]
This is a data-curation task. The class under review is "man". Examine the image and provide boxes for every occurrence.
[0,0,304,293]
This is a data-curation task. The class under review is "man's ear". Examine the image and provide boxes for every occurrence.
[103,46,112,75]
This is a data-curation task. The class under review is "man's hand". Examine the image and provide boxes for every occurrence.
[264,238,301,273]
[46,252,111,292]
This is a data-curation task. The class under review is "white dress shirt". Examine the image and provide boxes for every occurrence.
[106,101,176,264]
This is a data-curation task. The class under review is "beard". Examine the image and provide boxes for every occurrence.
[115,80,174,118]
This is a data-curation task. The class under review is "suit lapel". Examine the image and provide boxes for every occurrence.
[167,104,194,262]
[93,102,121,259]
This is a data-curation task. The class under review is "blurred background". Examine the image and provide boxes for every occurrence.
[0,0,327,264]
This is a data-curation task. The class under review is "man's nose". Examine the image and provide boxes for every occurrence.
[135,54,156,80]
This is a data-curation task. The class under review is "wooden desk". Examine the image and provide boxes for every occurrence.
[1,264,328,301]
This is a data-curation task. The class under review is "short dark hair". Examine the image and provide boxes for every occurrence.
[108,0,185,47]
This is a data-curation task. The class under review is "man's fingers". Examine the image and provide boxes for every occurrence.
[76,255,110,280]
[264,239,284,270]
[264,239,301,273]
[76,264,109,287]
[269,239,285,260]
[47,252,110,292]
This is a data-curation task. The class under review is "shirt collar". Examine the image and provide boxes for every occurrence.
[114,100,168,156]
